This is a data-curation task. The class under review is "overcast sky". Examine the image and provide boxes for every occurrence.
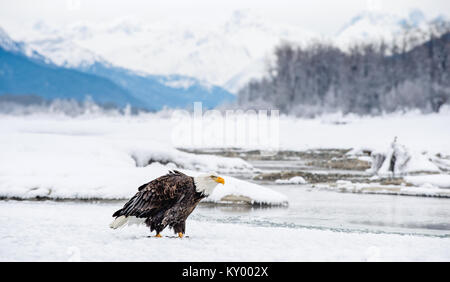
[1,0,449,36]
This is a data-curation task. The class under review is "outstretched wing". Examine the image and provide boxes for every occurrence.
[112,171,194,218]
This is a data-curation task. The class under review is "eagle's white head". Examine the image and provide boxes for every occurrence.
[193,173,225,196]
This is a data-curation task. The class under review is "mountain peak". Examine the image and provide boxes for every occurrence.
[408,9,425,25]
[0,27,19,52]
[230,9,254,24]
[106,17,144,35]
[338,10,400,35]
[335,9,432,48]
[225,9,264,30]
[339,8,428,34]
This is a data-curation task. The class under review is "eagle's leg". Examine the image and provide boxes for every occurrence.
[154,226,164,237]
[149,219,165,238]
[174,221,186,238]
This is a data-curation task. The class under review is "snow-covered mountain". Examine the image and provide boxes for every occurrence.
[0,32,141,109]
[0,28,235,110]
[20,10,317,93]
[0,27,48,62]
[335,9,440,49]
[26,36,103,68]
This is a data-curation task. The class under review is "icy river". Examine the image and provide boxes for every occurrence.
[196,185,450,237]
[1,185,449,261]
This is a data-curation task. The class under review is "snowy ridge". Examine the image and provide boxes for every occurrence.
[157,75,213,92]
[0,27,20,52]
[0,26,46,61]
[26,36,103,68]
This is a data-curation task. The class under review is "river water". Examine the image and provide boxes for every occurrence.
[194,185,450,238]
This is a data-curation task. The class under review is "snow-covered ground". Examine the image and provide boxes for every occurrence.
[2,107,450,153]
[277,109,450,155]
[0,199,448,262]
[1,111,449,261]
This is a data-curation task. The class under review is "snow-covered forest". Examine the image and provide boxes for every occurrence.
[238,22,450,116]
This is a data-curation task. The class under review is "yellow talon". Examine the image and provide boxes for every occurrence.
[178,232,184,238]
[155,233,162,238]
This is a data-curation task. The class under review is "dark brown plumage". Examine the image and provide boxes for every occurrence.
[111,170,206,236]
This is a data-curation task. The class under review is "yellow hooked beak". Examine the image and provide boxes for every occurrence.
[215,176,225,185]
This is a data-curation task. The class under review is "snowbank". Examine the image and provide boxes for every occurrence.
[129,145,252,173]
[405,175,450,189]
[368,138,440,175]
[275,176,307,185]
[349,137,441,176]
[369,149,440,175]
[316,180,450,198]
[204,176,288,206]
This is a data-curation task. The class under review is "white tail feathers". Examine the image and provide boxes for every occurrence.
[110,215,128,229]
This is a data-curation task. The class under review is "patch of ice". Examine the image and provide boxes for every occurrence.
[405,175,450,189]
[317,182,450,198]
[275,176,307,185]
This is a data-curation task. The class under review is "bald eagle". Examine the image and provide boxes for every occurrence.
[110,170,225,238]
